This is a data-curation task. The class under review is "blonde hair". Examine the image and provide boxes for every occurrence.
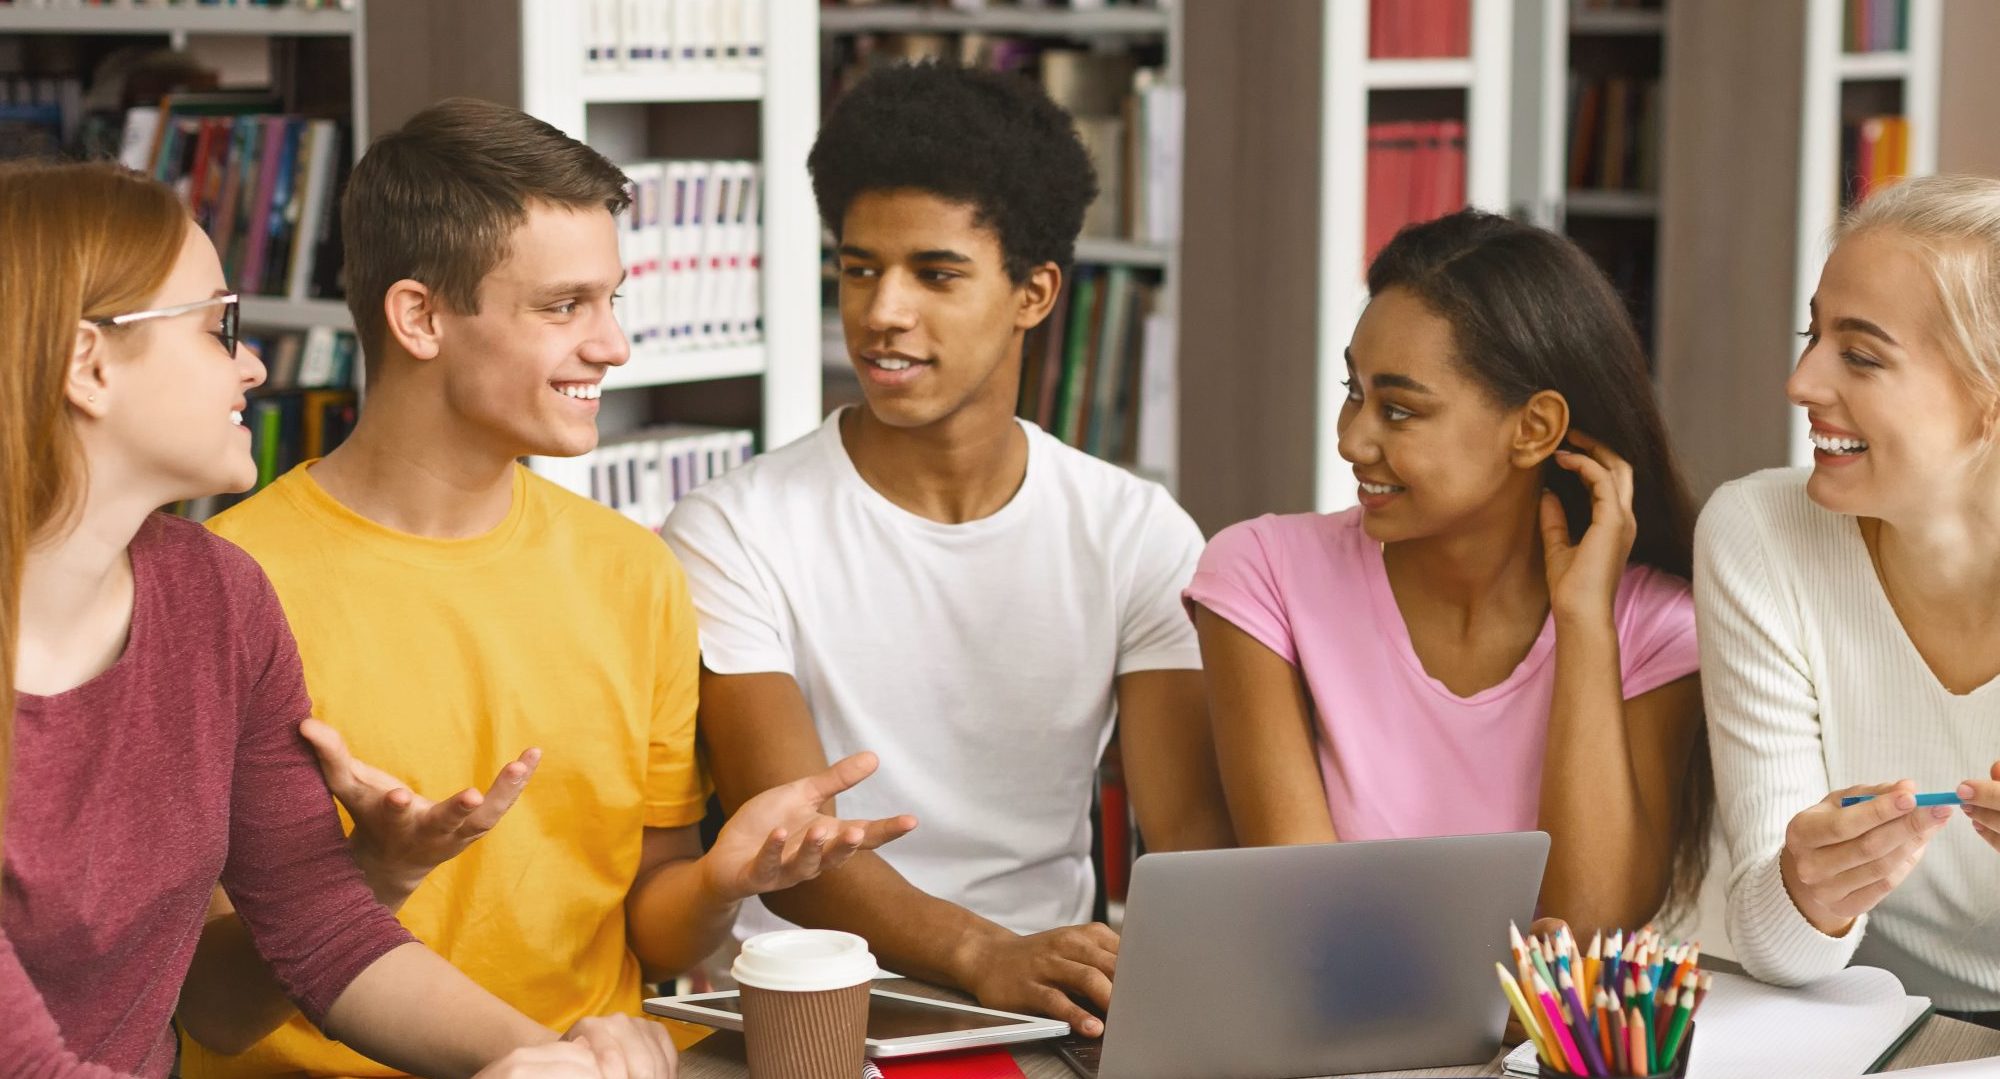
[1839,175,2000,415]
[0,161,187,848]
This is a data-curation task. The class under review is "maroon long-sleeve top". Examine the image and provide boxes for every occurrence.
[2,513,415,1077]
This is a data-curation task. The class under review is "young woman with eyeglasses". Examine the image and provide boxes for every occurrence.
[0,161,672,1077]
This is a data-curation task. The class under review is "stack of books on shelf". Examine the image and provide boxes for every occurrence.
[0,75,84,159]
[1567,76,1661,193]
[826,33,1180,250]
[530,426,754,534]
[1842,114,1909,208]
[1017,264,1168,466]
[582,0,767,73]
[1368,0,1471,59]
[118,94,348,302]
[173,326,360,520]
[1845,0,1908,53]
[618,159,763,354]
[1364,120,1467,269]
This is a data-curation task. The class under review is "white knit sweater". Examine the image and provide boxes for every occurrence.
[1695,468,2000,1011]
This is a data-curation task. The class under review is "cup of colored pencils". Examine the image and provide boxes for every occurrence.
[1497,922,1710,1078]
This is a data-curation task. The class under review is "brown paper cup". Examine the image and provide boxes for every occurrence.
[740,979,870,1079]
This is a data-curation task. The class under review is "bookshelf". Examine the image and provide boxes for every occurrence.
[366,0,821,455]
[1176,0,1513,533]
[0,0,367,337]
[1652,0,1940,497]
[817,1,1184,488]
[1513,1,1669,357]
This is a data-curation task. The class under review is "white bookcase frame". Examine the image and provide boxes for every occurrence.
[1788,0,1940,467]
[1313,0,1516,512]
[519,0,822,451]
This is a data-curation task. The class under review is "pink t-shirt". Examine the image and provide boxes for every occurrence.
[1183,508,1698,841]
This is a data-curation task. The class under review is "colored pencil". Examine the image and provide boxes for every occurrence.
[1662,984,1695,1067]
[1536,973,1591,1076]
[1558,969,1610,1077]
[1609,1006,1628,1074]
[1498,963,1554,1068]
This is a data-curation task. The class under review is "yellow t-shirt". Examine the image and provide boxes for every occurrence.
[184,462,709,1078]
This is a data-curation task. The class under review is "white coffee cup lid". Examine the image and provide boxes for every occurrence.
[732,930,880,992]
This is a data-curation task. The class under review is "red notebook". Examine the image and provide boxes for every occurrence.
[867,1048,1027,1079]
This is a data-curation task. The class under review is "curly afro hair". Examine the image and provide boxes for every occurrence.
[809,61,1098,284]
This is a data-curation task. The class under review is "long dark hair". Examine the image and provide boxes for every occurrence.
[1367,209,1710,917]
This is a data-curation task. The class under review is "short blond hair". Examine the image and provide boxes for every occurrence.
[1840,175,2000,413]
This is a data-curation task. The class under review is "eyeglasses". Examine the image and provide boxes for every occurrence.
[91,293,240,359]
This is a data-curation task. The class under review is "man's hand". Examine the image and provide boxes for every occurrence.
[301,718,539,906]
[701,752,917,903]
[957,923,1119,1038]
[561,1015,677,1079]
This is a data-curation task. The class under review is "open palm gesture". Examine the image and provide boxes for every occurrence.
[703,752,917,902]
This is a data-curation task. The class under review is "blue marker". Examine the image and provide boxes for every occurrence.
[1840,791,1964,808]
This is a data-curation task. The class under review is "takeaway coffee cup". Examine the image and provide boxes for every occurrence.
[732,930,877,1079]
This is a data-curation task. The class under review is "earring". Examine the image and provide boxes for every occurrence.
[87,394,97,402]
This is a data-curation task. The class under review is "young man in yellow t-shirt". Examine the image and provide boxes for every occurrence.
[176,98,915,1079]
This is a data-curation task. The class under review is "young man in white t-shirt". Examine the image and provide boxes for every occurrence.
[663,63,1232,1036]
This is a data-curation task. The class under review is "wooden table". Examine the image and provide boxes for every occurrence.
[674,981,2000,1078]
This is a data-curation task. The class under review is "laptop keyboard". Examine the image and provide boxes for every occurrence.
[1054,1034,1102,1078]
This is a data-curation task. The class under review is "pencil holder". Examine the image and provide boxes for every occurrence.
[1536,1023,1693,1078]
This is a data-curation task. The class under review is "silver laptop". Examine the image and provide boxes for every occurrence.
[1078,831,1550,1079]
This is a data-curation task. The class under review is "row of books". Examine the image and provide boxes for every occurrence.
[0,75,83,160]
[1364,119,1467,270]
[829,36,1181,247]
[1567,76,1661,193]
[619,159,763,352]
[1842,114,1909,208]
[1018,264,1165,464]
[1369,0,1471,60]
[175,381,359,520]
[118,98,348,301]
[583,0,766,72]
[1845,0,1908,54]
[245,325,358,392]
[530,426,755,534]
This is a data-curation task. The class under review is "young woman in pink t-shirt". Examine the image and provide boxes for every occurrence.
[1187,210,1708,935]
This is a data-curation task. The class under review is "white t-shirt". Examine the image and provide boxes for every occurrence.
[664,409,1204,937]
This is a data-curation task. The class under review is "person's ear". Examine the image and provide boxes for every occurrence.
[65,321,114,419]
[1512,389,1570,469]
[384,279,443,361]
[1016,262,1062,331]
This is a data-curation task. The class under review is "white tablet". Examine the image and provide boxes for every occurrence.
[643,988,1071,1058]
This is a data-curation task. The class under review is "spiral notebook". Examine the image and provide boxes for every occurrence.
[1502,966,1932,1078]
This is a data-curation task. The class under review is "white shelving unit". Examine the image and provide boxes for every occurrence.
[0,1,369,335]
[520,0,821,451]
[1313,0,1515,512]
[816,2,1184,487]
[1788,0,1940,466]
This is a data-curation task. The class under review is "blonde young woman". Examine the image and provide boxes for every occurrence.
[0,160,669,1077]
[1700,175,2000,1026]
